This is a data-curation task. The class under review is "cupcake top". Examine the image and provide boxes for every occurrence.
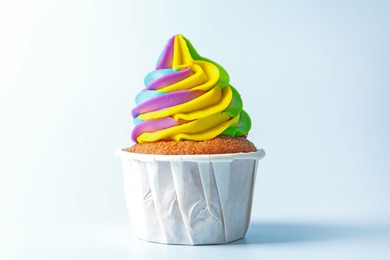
[131,34,251,144]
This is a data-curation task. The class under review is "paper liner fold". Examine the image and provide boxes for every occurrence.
[117,149,265,245]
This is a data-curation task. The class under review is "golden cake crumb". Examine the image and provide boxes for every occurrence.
[128,136,257,155]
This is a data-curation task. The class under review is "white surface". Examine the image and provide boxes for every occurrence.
[3,218,390,260]
[1,0,390,259]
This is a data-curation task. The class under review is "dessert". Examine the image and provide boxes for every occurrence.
[116,34,265,245]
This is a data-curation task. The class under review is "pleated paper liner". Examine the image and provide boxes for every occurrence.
[116,148,265,245]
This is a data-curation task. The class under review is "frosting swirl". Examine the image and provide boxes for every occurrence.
[131,34,251,143]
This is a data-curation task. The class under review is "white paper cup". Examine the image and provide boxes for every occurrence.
[115,148,265,245]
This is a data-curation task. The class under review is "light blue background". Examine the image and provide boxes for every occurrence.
[1,0,389,259]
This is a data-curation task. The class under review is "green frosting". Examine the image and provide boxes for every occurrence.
[222,111,252,137]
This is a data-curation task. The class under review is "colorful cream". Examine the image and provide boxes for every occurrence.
[131,34,251,143]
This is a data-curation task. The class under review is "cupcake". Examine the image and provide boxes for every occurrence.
[116,34,265,245]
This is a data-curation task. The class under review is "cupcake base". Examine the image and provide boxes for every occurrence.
[116,149,265,245]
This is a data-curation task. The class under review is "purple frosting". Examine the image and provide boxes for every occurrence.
[145,68,193,90]
[155,36,175,69]
[131,117,185,142]
[131,89,204,117]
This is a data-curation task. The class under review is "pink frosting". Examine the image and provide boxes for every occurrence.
[145,68,193,90]
[155,36,174,69]
[131,117,186,142]
[131,89,204,117]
